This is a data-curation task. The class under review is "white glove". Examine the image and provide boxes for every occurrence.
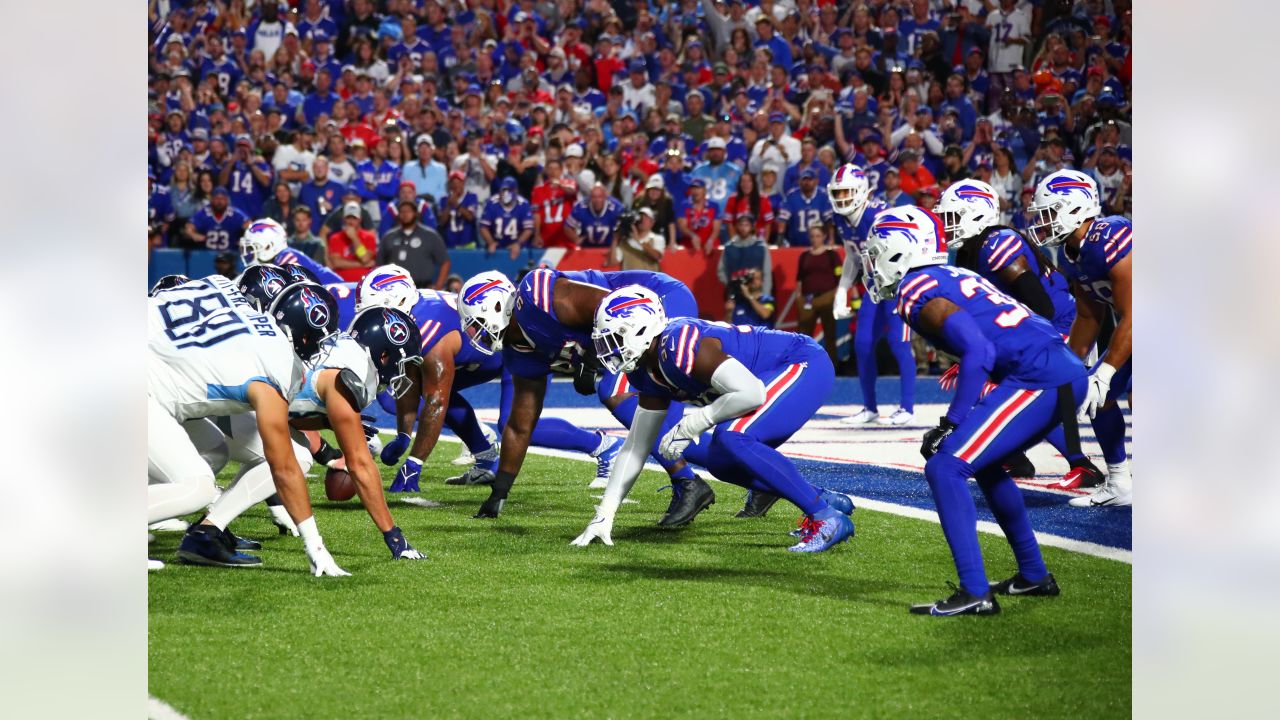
[832,286,852,320]
[1078,362,1115,420]
[268,505,300,536]
[304,540,351,577]
[571,511,615,546]
[658,413,712,461]
[395,547,426,560]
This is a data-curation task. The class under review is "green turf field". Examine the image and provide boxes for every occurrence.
[148,447,1131,719]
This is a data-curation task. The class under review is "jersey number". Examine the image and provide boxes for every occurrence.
[205,229,231,251]
[959,276,1030,328]
[159,291,250,349]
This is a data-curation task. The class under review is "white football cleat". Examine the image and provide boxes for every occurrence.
[878,408,914,426]
[1068,482,1132,507]
[451,448,476,466]
[840,408,880,425]
[148,518,190,533]
[148,558,165,571]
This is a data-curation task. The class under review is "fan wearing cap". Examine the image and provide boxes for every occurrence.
[749,112,802,172]
[440,170,480,249]
[186,187,251,252]
[480,177,534,260]
[631,174,677,249]
[400,133,447,205]
[689,136,743,214]
[611,207,664,272]
[776,167,834,247]
[155,109,190,169]
[621,58,656,117]
[677,177,721,253]
[219,134,274,218]
[326,201,378,282]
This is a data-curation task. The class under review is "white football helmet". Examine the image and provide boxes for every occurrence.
[1028,169,1102,247]
[936,179,1001,249]
[355,264,420,314]
[457,271,515,355]
[827,163,871,217]
[861,206,949,302]
[592,285,667,374]
[240,218,288,265]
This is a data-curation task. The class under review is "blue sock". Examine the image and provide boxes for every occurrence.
[887,332,917,413]
[1043,424,1086,465]
[714,432,826,516]
[1092,403,1128,465]
[975,466,1047,582]
[445,394,491,453]
[530,418,601,455]
[853,322,879,412]
[923,453,989,597]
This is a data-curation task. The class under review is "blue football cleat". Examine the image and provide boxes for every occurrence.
[590,434,624,488]
[176,525,263,568]
[790,490,855,536]
[787,513,855,553]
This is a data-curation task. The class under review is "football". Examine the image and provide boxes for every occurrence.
[324,467,357,501]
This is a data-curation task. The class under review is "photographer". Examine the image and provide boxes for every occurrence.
[725,268,776,329]
[718,213,774,324]
[610,208,665,272]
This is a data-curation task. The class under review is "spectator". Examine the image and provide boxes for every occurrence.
[377,181,436,237]
[326,202,377,282]
[261,181,297,227]
[402,134,447,205]
[219,135,273,218]
[719,212,773,298]
[776,168,834,248]
[631,174,677,249]
[272,127,315,197]
[324,134,357,187]
[213,251,239,280]
[749,113,802,171]
[184,187,249,252]
[916,185,941,211]
[379,198,451,289]
[531,160,576,250]
[480,177,534,260]
[613,208,664,272]
[322,188,376,236]
[986,0,1033,87]
[298,157,346,232]
[796,224,843,364]
[566,185,626,249]
[783,137,833,191]
[690,137,742,214]
[880,167,912,207]
[563,144,597,195]
[443,274,464,294]
[287,207,327,265]
[439,171,480,249]
[989,147,1023,223]
[758,163,785,212]
[678,178,720,254]
[896,149,937,198]
[723,171,775,244]
[167,161,201,224]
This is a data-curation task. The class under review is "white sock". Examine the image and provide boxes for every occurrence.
[204,462,277,531]
[1106,459,1131,493]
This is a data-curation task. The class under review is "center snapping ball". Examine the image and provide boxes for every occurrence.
[325,467,357,501]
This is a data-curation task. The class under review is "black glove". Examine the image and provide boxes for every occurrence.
[921,418,958,460]
[572,362,598,395]
[473,494,505,519]
[312,438,342,465]
[474,471,515,518]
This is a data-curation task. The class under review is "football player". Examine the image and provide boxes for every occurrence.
[458,268,717,524]
[148,275,346,576]
[572,286,854,552]
[936,180,1104,488]
[240,217,345,285]
[1029,170,1133,507]
[353,266,623,492]
[862,206,1087,615]
[829,164,918,426]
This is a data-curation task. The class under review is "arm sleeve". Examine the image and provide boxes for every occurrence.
[1008,271,1054,319]
[598,405,667,516]
[689,357,766,431]
[838,247,860,290]
[939,310,996,426]
[761,248,773,296]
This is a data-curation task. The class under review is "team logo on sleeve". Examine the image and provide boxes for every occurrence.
[604,295,658,319]
[383,309,410,345]
[299,287,332,329]
[954,184,997,208]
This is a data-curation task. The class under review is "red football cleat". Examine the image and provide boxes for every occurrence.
[1054,460,1106,490]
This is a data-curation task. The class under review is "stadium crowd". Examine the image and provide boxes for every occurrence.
[148,0,1132,290]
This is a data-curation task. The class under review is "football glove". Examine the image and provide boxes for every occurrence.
[303,540,350,578]
[658,414,712,462]
[383,526,426,560]
[832,286,852,320]
[388,457,422,493]
[1079,363,1115,420]
[268,505,299,536]
[571,511,615,546]
[938,364,960,392]
[381,432,412,465]
[921,417,958,460]
[473,494,505,519]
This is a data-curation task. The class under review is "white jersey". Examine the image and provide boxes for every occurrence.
[290,334,379,418]
[149,275,305,423]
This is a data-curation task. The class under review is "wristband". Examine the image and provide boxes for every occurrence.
[408,455,425,465]
[1094,362,1116,385]
[297,516,320,544]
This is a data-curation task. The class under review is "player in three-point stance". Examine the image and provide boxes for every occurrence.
[572,286,854,552]
[936,179,1104,488]
[861,206,1088,615]
[1029,169,1132,507]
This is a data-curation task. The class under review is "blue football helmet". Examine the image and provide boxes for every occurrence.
[236,263,294,311]
[348,307,423,398]
[149,274,190,297]
[268,281,340,360]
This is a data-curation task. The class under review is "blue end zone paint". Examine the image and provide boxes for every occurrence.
[365,376,1132,551]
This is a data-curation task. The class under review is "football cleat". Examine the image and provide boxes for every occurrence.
[148,558,165,571]
[787,513,855,553]
[910,583,1001,616]
[589,434,624,489]
[735,490,781,518]
[1002,452,1036,480]
[840,408,880,425]
[445,465,496,486]
[789,490,855,535]
[990,572,1060,597]
[452,447,476,466]
[878,408,914,426]
[657,477,716,527]
[176,525,263,568]
[1053,459,1105,490]
[1068,482,1132,507]
[228,531,262,551]
[148,518,190,533]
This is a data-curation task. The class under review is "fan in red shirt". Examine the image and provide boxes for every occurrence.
[678,178,721,253]
[722,171,775,243]
[326,202,378,282]
[531,159,577,249]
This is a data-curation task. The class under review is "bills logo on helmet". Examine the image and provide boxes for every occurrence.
[464,279,506,306]
[372,272,413,291]
[300,287,331,328]
[833,165,865,183]
[383,309,410,345]
[248,221,278,234]
[874,210,947,252]
[954,184,997,208]
[605,295,657,319]
[1046,176,1096,198]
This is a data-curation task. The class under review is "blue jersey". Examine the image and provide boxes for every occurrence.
[443,192,480,248]
[373,161,402,201]
[480,197,534,247]
[301,91,342,128]
[272,248,344,285]
[627,318,816,406]
[832,199,888,255]
[149,186,174,227]
[776,189,834,247]
[505,268,690,379]
[1058,216,1131,309]
[974,228,1075,335]
[566,199,624,247]
[863,159,892,195]
[200,56,241,96]
[191,206,250,252]
[896,266,1085,389]
[689,161,742,212]
[298,179,347,233]
[225,160,273,219]
[409,290,503,384]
